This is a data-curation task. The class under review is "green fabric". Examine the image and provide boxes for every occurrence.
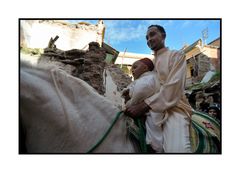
[127,117,148,153]
[191,110,221,153]
[136,118,148,153]
[86,110,220,153]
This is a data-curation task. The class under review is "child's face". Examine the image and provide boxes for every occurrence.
[131,61,148,80]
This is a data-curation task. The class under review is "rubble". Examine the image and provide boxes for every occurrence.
[36,36,132,97]
[38,40,106,95]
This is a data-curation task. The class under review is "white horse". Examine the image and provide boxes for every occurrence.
[20,61,136,153]
[20,61,220,153]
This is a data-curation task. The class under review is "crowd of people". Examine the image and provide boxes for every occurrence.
[194,91,221,122]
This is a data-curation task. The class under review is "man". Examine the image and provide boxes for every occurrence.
[125,25,192,153]
[207,104,220,122]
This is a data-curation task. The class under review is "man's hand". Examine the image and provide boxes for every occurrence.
[124,101,151,118]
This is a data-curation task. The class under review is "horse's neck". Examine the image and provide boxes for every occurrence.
[20,64,135,153]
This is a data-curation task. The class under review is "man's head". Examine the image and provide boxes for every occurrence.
[146,25,166,51]
[207,104,220,120]
[131,58,154,80]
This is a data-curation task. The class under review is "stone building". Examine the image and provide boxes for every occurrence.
[183,38,221,111]
[182,38,220,87]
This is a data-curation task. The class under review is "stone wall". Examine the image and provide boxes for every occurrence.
[82,42,106,95]
[38,42,106,95]
[37,41,132,98]
[186,53,213,85]
[197,54,211,79]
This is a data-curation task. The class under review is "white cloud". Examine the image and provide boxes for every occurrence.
[103,20,176,44]
[104,20,147,44]
[64,20,178,45]
[181,20,191,28]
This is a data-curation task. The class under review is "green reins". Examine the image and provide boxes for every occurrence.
[86,111,123,153]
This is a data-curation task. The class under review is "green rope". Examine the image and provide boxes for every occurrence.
[86,111,123,153]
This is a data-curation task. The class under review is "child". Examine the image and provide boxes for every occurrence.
[122,58,164,152]
[122,58,159,108]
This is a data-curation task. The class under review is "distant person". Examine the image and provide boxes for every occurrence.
[206,95,214,105]
[199,99,210,113]
[207,104,220,122]
[125,25,192,153]
[195,91,205,111]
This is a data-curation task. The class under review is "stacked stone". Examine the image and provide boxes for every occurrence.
[38,41,136,96]
[38,42,107,95]
[82,42,106,95]
[38,48,85,79]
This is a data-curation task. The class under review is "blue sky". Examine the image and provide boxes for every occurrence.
[67,19,220,54]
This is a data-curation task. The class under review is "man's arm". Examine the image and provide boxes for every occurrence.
[145,51,187,113]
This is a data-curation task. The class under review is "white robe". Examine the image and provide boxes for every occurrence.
[124,71,165,152]
[125,71,159,108]
[144,47,192,153]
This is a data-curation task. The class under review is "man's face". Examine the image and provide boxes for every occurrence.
[131,61,148,80]
[208,109,218,118]
[146,27,165,51]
